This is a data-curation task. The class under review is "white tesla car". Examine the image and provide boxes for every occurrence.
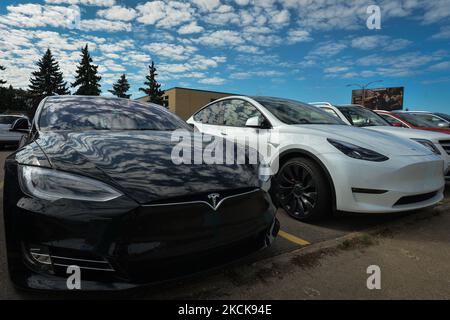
[310,103,450,182]
[187,96,445,221]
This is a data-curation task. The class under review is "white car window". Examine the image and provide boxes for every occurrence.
[223,99,264,127]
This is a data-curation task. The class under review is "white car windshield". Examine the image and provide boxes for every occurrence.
[253,97,344,125]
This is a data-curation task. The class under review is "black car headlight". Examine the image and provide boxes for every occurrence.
[18,165,123,202]
[411,139,441,155]
[327,139,389,162]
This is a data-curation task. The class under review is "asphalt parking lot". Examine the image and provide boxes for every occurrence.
[1,148,449,299]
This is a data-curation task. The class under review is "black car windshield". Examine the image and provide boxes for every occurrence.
[39,97,191,131]
[253,97,344,125]
[393,112,435,128]
[0,116,22,125]
[337,106,390,127]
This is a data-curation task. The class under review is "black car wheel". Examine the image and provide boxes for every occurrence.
[275,157,331,222]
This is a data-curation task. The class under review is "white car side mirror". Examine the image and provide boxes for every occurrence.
[245,116,262,128]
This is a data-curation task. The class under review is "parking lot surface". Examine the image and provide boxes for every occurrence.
[1,149,449,299]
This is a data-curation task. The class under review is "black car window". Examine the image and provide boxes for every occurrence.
[393,112,435,128]
[413,113,446,126]
[253,97,344,125]
[379,114,407,127]
[194,102,224,125]
[39,98,191,131]
[223,99,263,127]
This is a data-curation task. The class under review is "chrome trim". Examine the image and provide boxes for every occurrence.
[51,255,111,264]
[53,263,115,272]
[142,189,260,211]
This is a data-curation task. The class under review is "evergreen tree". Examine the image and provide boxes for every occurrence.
[0,65,6,85]
[108,74,131,99]
[28,48,70,98]
[71,44,101,96]
[139,61,164,106]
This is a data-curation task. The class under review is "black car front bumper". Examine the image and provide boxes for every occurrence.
[4,165,278,291]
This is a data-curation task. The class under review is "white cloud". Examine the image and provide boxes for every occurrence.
[324,66,349,73]
[178,21,204,34]
[428,61,450,71]
[235,45,262,54]
[0,4,130,32]
[0,4,76,29]
[230,70,283,79]
[45,0,116,6]
[351,36,388,50]
[432,26,450,39]
[143,43,198,61]
[97,6,137,21]
[191,0,221,12]
[82,19,132,32]
[351,35,412,51]
[199,77,226,85]
[287,30,312,44]
[308,41,347,58]
[235,0,250,6]
[196,30,245,47]
[99,40,134,53]
[136,1,194,28]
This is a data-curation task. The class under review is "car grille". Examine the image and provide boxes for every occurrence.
[439,140,450,155]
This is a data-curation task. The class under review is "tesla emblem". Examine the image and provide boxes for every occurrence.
[208,193,221,209]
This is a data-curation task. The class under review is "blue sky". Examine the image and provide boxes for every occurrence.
[0,0,449,112]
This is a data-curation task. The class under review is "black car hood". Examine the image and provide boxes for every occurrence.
[33,131,260,204]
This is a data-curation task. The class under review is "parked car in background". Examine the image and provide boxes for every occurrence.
[188,96,445,222]
[406,111,450,128]
[311,103,450,181]
[375,110,450,135]
[4,96,279,291]
[0,114,29,148]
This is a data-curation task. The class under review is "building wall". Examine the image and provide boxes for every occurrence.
[137,87,234,120]
[172,88,232,120]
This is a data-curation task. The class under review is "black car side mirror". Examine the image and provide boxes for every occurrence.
[10,118,30,133]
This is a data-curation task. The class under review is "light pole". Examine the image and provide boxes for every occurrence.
[347,80,383,108]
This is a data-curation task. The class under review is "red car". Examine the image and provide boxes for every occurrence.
[375,110,450,135]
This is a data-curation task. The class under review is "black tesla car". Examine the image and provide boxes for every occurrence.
[3,96,279,291]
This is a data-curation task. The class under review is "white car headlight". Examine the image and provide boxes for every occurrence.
[18,165,123,202]
[411,139,441,155]
[327,138,389,162]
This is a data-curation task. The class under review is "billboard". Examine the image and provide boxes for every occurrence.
[351,87,404,111]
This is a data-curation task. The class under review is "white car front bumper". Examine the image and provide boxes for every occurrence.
[322,153,445,213]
